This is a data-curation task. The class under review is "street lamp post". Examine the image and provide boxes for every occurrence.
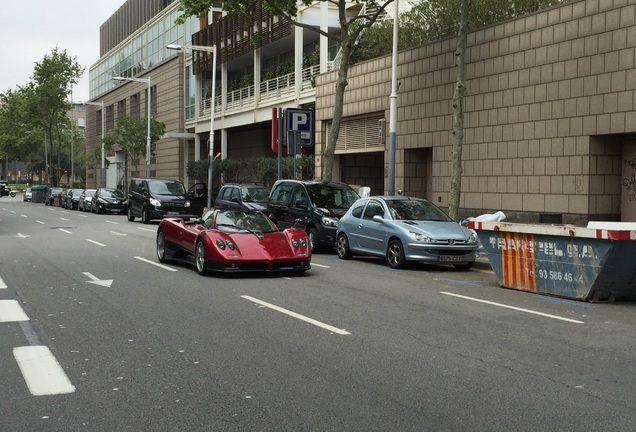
[82,101,106,187]
[166,43,217,210]
[113,76,152,178]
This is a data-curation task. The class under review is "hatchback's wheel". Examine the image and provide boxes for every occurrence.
[336,233,353,260]
[127,206,135,221]
[195,239,208,275]
[142,207,150,224]
[308,227,321,254]
[386,239,408,269]
[156,230,168,263]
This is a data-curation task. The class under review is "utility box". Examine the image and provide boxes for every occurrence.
[468,221,636,302]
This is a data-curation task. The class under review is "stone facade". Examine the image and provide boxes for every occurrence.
[85,57,187,189]
[315,0,636,224]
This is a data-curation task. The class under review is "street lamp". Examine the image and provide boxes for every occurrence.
[113,76,152,178]
[166,43,217,210]
[81,101,105,187]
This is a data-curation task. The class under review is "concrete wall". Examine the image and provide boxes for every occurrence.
[315,0,636,223]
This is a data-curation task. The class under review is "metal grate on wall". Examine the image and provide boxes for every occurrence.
[327,115,385,154]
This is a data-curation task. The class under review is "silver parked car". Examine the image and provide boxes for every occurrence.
[78,189,97,212]
[336,196,478,270]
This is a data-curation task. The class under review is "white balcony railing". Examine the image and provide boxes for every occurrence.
[196,63,330,118]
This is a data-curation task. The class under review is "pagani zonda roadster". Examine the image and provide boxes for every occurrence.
[156,209,311,274]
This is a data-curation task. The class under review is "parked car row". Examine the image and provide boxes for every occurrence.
[26,186,127,215]
[153,178,478,274]
[24,177,479,272]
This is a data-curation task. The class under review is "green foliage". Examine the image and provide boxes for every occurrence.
[103,116,166,167]
[352,0,569,63]
[187,155,315,187]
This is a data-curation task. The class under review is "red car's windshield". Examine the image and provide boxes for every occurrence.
[213,210,278,233]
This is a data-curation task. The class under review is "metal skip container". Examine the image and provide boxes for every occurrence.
[467,221,636,302]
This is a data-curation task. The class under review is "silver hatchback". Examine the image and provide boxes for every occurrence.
[336,196,478,270]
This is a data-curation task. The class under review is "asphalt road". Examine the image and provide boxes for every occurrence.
[1,196,636,431]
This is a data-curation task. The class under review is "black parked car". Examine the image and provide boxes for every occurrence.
[127,178,207,223]
[68,189,85,210]
[45,187,64,206]
[62,189,84,209]
[266,180,360,253]
[214,183,271,212]
[91,188,127,214]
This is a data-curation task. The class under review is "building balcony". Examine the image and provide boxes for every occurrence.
[191,63,329,127]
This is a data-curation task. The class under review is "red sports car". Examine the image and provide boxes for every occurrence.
[156,209,311,274]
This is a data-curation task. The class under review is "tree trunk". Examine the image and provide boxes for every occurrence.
[449,0,469,221]
[322,28,352,182]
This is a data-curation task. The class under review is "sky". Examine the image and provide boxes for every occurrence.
[0,0,128,102]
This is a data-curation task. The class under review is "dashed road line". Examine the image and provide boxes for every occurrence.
[440,291,585,324]
[0,300,30,322]
[14,346,76,395]
[36,220,45,224]
[86,239,107,247]
[0,276,7,289]
[241,295,351,335]
[134,256,177,271]
[58,228,72,234]
[311,263,330,269]
[137,227,155,232]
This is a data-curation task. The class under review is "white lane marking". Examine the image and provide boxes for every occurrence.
[60,217,70,221]
[0,276,6,289]
[311,263,330,269]
[21,214,28,218]
[241,295,351,335]
[58,228,72,234]
[16,233,30,238]
[0,300,30,322]
[105,220,118,225]
[78,214,88,218]
[86,239,107,247]
[440,292,585,324]
[36,220,45,224]
[137,227,155,232]
[134,256,178,271]
[110,231,127,236]
[83,272,113,288]
[13,346,76,395]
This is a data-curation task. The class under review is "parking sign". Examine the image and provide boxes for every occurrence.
[285,108,314,147]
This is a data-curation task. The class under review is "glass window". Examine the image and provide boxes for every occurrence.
[350,200,365,219]
[385,199,452,221]
[363,200,384,221]
[270,185,293,205]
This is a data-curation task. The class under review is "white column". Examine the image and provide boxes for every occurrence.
[295,21,303,99]
[194,134,201,161]
[320,1,328,73]
[254,48,261,108]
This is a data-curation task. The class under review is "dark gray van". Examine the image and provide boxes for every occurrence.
[266,180,360,252]
[127,178,207,223]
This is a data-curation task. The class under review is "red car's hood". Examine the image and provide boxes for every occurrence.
[218,229,309,259]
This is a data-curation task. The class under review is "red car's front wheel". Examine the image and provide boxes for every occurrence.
[195,239,208,275]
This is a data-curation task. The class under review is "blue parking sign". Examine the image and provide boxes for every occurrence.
[286,108,314,147]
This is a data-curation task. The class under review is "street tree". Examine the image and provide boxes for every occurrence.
[176,0,395,182]
[103,116,166,192]
[29,47,83,185]
[0,86,41,162]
